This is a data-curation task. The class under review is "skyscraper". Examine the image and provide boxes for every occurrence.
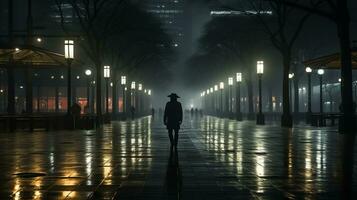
[140,0,186,49]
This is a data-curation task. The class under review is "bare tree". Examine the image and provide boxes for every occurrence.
[54,0,127,125]
[279,0,354,132]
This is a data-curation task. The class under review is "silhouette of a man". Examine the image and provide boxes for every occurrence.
[164,93,183,148]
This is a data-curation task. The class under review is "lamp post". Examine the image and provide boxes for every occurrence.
[228,77,233,118]
[214,85,218,115]
[305,67,312,123]
[64,40,74,114]
[219,82,224,116]
[148,89,152,110]
[318,69,325,126]
[104,65,110,114]
[289,73,294,113]
[209,87,214,114]
[202,91,206,112]
[131,81,136,113]
[85,69,92,113]
[121,76,126,115]
[138,83,143,114]
[257,61,265,125]
[236,72,242,121]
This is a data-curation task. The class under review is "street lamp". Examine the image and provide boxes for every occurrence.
[85,69,92,113]
[219,82,224,115]
[228,77,233,117]
[305,67,312,123]
[214,85,218,114]
[236,72,242,121]
[121,76,127,114]
[104,65,110,114]
[131,81,136,110]
[257,61,265,125]
[138,84,143,113]
[289,73,294,112]
[64,40,74,114]
[317,69,325,126]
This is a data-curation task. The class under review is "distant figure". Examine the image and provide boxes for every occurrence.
[164,93,183,148]
[151,108,155,117]
[71,103,81,116]
[130,106,136,120]
[195,108,198,116]
[70,103,81,129]
[190,108,194,116]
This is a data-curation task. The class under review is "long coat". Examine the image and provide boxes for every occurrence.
[164,101,183,130]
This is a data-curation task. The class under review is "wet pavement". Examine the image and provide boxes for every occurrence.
[0,115,357,199]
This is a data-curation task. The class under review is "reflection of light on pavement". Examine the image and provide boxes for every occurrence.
[103,153,113,185]
[316,131,327,178]
[255,155,265,177]
[13,179,20,200]
[304,130,313,193]
[49,152,55,173]
[86,155,92,185]
[255,155,265,193]
[62,191,76,199]
[32,178,43,199]
[85,136,93,185]
[236,151,243,174]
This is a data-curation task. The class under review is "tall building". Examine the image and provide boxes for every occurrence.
[140,0,186,49]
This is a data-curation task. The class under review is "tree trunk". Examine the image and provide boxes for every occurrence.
[112,71,118,118]
[337,0,355,133]
[294,77,299,114]
[7,68,15,114]
[281,52,293,127]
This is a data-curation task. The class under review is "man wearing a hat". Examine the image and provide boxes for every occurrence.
[164,93,183,148]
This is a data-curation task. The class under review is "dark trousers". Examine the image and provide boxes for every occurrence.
[168,128,179,147]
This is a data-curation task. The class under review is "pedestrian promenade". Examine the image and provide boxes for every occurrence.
[0,115,356,199]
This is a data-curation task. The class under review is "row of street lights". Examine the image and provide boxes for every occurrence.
[200,60,331,126]
[200,60,265,124]
[64,40,152,118]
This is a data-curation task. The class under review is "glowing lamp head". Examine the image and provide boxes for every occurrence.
[219,82,224,90]
[103,65,110,78]
[85,69,92,76]
[148,90,151,95]
[257,61,264,74]
[121,76,127,85]
[305,67,312,73]
[289,73,294,79]
[64,40,74,59]
[207,89,210,94]
[236,72,242,82]
[131,81,136,89]
[214,85,218,91]
[228,77,233,86]
[210,87,213,93]
[338,78,342,83]
[138,84,143,91]
[317,69,324,75]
